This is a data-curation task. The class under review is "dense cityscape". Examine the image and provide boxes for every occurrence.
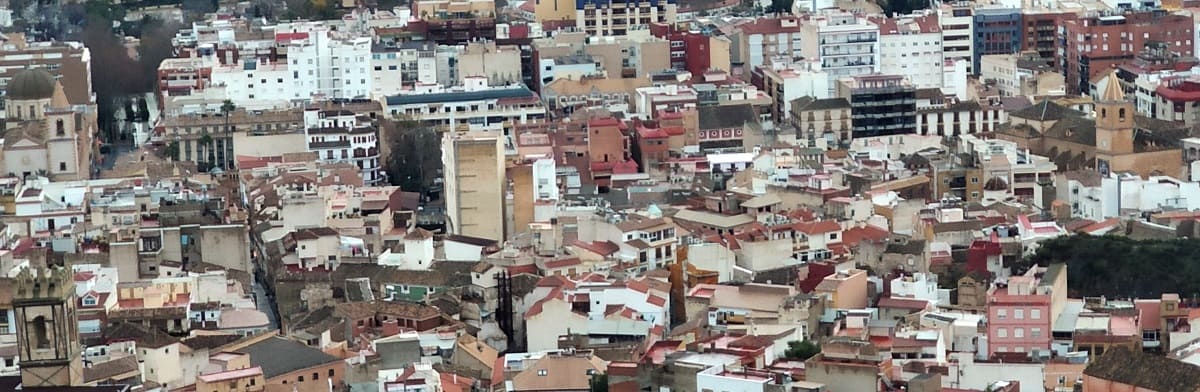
[1,0,1200,390]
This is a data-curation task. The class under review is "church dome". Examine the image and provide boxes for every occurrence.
[7,68,56,101]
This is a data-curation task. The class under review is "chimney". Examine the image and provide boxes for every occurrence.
[381,319,400,337]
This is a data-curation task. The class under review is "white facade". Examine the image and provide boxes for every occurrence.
[890,273,940,304]
[802,12,880,96]
[1060,172,1200,221]
[877,16,944,90]
[284,23,373,100]
[370,44,438,97]
[302,108,385,184]
[538,57,603,90]
[385,77,547,133]
[937,4,974,75]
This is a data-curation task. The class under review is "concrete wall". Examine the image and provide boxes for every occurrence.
[232,131,306,159]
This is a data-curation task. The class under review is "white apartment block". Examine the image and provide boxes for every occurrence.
[802,12,880,96]
[370,42,437,97]
[303,108,385,185]
[284,24,373,101]
[874,13,945,90]
[937,2,974,75]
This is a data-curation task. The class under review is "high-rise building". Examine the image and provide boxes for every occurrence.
[841,74,917,138]
[1062,11,1194,95]
[938,2,975,74]
[443,131,506,241]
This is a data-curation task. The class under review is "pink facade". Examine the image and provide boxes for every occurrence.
[986,275,1052,358]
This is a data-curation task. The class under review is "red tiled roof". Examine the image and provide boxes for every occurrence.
[1136,300,1162,330]
[571,240,620,256]
[74,271,95,282]
[536,275,577,289]
[543,257,582,269]
[647,295,667,307]
[841,224,890,246]
[526,287,563,318]
[794,220,841,235]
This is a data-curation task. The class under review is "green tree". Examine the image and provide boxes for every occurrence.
[381,116,441,194]
[785,340,820,360]
[589,373,608,392]
[165,141,180,161]
[219,100,236,169]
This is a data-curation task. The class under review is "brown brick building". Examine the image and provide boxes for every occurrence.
[1062,11,1193,95]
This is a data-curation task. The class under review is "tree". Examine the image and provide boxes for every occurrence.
[588,373,608,392]
[381,117,441,195]
[785,340,820,360]
[165,141,180,161]
[767,0,793,14]
[220,100,236,169]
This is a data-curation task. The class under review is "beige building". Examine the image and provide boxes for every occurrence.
[1,68,94,181]
[575,0,677,36]
[458,41,523,86]
[534,0,575,25]
[443,131,506,241]
[159,107,303,171]
[413,0,496,18]
[533,31,670,86]
[791,97,851,144]
[815,269,869,309]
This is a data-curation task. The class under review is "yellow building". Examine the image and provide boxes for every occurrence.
[442,131,506,242]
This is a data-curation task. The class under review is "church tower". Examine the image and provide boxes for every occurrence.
[1094,69,1135,156]
[13,264,83,387]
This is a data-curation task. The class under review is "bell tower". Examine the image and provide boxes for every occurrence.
[13,264,83,387]
[1094,69,1135,155]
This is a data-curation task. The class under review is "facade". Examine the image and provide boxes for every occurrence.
[873,13,944,90]
[385,77,546,133]
[802,12,881,95]
[1062,11,1194,94]
[971,7,1021,75]
[2,69,93,181]
[736,17,807,80]
[159,108,302,172]
[1021,11,1070,61]
[443,131,506,242]
[984,265,1066,358]
[791,97,852,145]
[648,22,733,76]
[370,42,438,97]
[938,2,975,74]
[302,108,384,185]
[12,265,84,388]
[575,0,677,36]
[842,75,917,138]
[0,41,95,111]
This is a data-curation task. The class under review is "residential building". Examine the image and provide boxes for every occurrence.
[791,97,852,146]
[443,130,506,242]
[802,12,881,95]
[302,107,385,185]
[1082,346,1200,391]
[938,2,975,74]
[1062,11,1194,94]
[753,62,833,121]
[979,53,1065,97]
[972,7,1021,75]
[457,41,523,87]
[985,264,1066,358]
[159,107,303,172]
[222,334,347,392]
[1021,11,1071,61]
[524,274,669,351]
[532,32,671,91]
[872,12,944,90]
[406,0,498,44]
[575,0,677,36]
[804,338,892,392]
[648,22,733,76]
[841,74,917,138]
[384,77,547,133]
[370,42,437,97]
[735,17,807,80]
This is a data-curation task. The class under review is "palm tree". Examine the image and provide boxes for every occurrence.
[219,100,236,170]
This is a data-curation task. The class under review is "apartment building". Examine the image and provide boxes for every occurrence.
[736,17,806,80]
[972,7,1021,75]
[532,32,670,90]
[791,97,851,145]
[384,77,546,134]
[873,13,944,90]
[370,42,437,97]
[407,0,498,44]
[802,12,881,95]
[985,264,1066,358]
[840,75,917,138]
[159,108,303,172]
[1062,11,1194,94]
[442,131,506,242]
[1021,11,1071,61]
[302,108,385,185]
[575,0,677,36]
[938,2,975,74]
[648,22,733,76]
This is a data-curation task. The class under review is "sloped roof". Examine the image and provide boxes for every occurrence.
[699,104,757,130]
[235,336,342,378]
[1008,100,1084,122]
[1084,346,1200,391]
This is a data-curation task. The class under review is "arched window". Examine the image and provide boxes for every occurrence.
[55,119,64,137]
[1101,108,1107,118]
[1119,108,1126,120]
[32,315,49,349]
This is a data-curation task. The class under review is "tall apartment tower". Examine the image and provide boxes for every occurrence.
[13,264,83,387]
[443,131,506,242]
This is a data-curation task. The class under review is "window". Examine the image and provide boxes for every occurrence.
[1014,328,1024,338]
[56,119,64,136]
[1014,309,1024,319]
[313,372,319,380]
[1031,309,1041,319]
[329,369,335,378]
[83,296,97,306]
[298,376,304,382]
[537,369,548,376]
[997,328,1007,338]
[1031,328,1042,338]
[996,309,1007,319]
[59,162,66,171]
